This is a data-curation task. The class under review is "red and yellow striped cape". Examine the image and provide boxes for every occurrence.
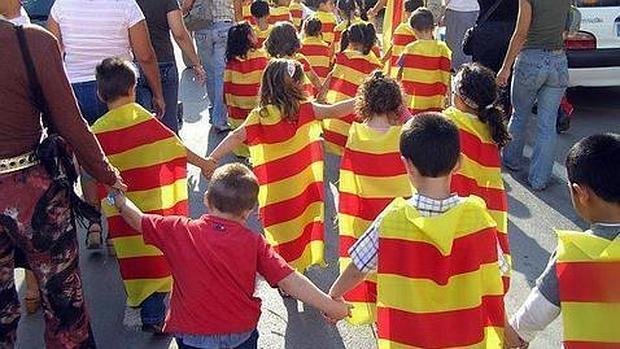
[376,196,505,348]
[290,1,303,29]
[310,10,338,47]
[242,1,256,25]
[556,230,620,349]
[268,5,292,24]
[339,122,412,325]
[93,103,188,307]
[300,36,331,81]
[382,0,405,54]
[324,50,382,156]
[445,107,511,291]
[399,39,451,114]
[253,24,273,48]
[245,101,325,271]
[387,22,416,77]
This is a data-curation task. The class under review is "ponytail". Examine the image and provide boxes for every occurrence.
[345,22,376,55]
[478,104,511,148]
[362,23,377,55]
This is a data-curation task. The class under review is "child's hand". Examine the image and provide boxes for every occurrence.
[108,190,126,210]
[200,157,219,179]
[504,322,528,348]
[322,298,352,324]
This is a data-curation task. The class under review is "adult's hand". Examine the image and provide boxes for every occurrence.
[152,96,166,119]
[496,66,511,88]
[192,65,207,84]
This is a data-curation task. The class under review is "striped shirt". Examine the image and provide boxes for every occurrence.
[50,0,145,83]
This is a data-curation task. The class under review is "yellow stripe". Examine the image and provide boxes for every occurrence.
[558,230,620,262]
[323,118,352,138]
[377,263,503,314]
[258,160,323,205]
[106,137,186,171]
[401,67,451,85]
[265,201,324,245]
[563,302,620,343]
[459,155,505,190]
[339,170,414,198]
[377,326,504,349]
[124,277,172,307]
[307,55,331,68]
[225,69,264,83]
[330,64,374,88]
[91,104,152,133]
[339,213,373,238]
[325,142,345,156]
[445,107,494,143]
[288,240,326,272]
[409,94,447,111]
[248,126,322,166]
[345,123,402,154]
[489,209,507,235]
[111,235,165,259]
[339,257,377,324]
[325,90,353,103]
[225,94,258,109]
[102,179,188,217]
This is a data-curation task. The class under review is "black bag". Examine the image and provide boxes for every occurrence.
[462,0,504,56]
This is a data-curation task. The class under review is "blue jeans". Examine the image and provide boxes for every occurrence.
[140,292,167,326]
[176,329,258,349]
[72,80,107,125]
[195,21,232,130]
[137,61,180,133]
[502,49,568,190]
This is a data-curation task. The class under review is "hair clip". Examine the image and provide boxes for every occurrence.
[287,61,296,78]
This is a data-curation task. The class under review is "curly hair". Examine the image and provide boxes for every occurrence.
[265,22,301,58]
[356,70,403,124]
[259,59,306,122]
[303,17,322,38]
[226,22,255,62]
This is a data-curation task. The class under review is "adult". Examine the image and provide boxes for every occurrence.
[471,0,518,73]
[444,0,479,70]
[498,0,571,190]
[136,0,206,133]
[47,0,164,248]
[182,0,242,132]
[0,19,123,347]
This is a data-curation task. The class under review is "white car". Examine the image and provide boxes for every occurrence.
[566,0,620,87]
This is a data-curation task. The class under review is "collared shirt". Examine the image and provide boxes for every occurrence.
[350,193,464,273]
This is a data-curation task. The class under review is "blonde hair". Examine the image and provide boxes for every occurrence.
[259,59,306,122]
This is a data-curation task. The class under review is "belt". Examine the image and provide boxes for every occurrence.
[0,151,40,175]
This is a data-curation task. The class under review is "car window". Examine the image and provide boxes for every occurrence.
[576,0,620,7]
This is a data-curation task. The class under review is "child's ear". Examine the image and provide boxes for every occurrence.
[571,183,591,206]
[452,154,462,174]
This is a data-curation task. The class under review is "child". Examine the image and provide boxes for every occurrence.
[224,22,270,157]
[289,0,304,29]
[91,58,212,333]
[205,59,356,272]
[505,134,620,348]
[265,22,323,96]
[445,63,512,291]
[338,71,413,325]
[322,22,382,156]
[397,8,451,115]
[310,0,338,47]
[108,163,352,347]
[329,113,506,348]
[242,0,256,24]
[300,18,331,81]
[333,0,362,55]
[384,0,423,76]
[269,0,292,24]
[251,0,272,47]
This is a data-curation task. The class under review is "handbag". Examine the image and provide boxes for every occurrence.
[462,0,504,56]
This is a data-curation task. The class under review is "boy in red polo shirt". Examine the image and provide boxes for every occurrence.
[109,163,350,348]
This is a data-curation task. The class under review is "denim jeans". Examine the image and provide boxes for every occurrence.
[136,61,180,133]
[195,21,232,130]
[140,292,167,326]
[72,80,108,125]
[502,49,569,190]
[176,329,258,349]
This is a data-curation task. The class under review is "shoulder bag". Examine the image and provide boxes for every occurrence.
[462,0,505,56]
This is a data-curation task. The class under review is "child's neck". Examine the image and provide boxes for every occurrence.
[589,204,620,226]
[365,114,393,131]
[350,42,365,53]
[107,96,135,111]
[413,176,453,201]
[210,210,248,225]
[416,31,434,40]
[257,18,269,29]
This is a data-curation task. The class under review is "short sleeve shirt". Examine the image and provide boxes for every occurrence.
[51,0,145,83]
[136,0,180,63]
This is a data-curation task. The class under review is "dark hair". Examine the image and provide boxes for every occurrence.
[404,0,424,13]
[206,163,259,216]
[259,59,306,122]
[95,57,137,103]
[337,0,363,23]
[566,133,620,204]
[226,22,255,62]
[410,7,434,32]
[303,17,323,37]
[251,0,270,18]
[316,0,333,8]
[400,112,460,177]
[265,22,301,58]
[356,70,403,123]
[455,63,511,147]
[340,22,376,55]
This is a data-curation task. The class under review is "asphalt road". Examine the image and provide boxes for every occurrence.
[14,65,620,348]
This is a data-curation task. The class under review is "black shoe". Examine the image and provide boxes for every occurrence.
[141,323,164,336]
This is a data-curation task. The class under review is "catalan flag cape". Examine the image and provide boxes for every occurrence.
[254,25,273,48]
[445,107,511,291]
[290,1,303,29]
[311,10,338,46]
[376,196,505,348]
[93,103,187,307]
[382,0,405,54]
[324,50,382,156]
[338,122,412,325]
[245,101,325,271]
[399,39,451,114]
[268,5,292,24]
[333,17,362,54]
[387,22,415,77]
[242,1,256,24]
[556,230,620,348]
[300,36,331,81]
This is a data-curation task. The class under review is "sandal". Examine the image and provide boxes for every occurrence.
[86,221,103,250]
[24,296,41,314]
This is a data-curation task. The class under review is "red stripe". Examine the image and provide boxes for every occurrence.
[268,14,291,25]
[564,342,620,349]
[224,82,261,97]
[226,56,269,74]
[390,55,400,67]
[228,106,252,120]
[344,280,377,303]
[245,103,315,146]
[334,53,381,74]
[409,107,442,115]
[107,200,189,238]
[379,227,498,285]
[322,22,335,32]
[393,34,415,46]
[557,261,620,302]
[96,118,172,155]
[400,80,448,97]
[400,54,451,72]
[460,129,502,167]
[339,192,393,221]
[301,44,330,57]
[291,9,302,18]
[377,295,505,348]
[314,66,331,79]
[260,182,324,227]
[118,255,171,280]
[390,0,403,36]
[323,129,349,150]
[329,77,360,97]
[120,157,186,192]
[339,235,357,257]
[450,174,507,212]
[273,220,324,262]
[253,141,323,184]
[341,149,405,176]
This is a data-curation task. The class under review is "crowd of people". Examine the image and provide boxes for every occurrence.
[1,0,617,348]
